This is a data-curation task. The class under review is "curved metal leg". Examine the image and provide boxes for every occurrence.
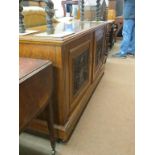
[19,0,25,33]
[96,0,101,21]
[80,0,85,21]
[44,0,55,34]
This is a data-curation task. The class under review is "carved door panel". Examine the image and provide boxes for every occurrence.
[69,40,92,113]
[103,24,108,63]
[105,23,111,55]
[93,27,106,80]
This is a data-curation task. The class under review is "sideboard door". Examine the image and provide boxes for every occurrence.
[68,38,92,113]
[93,27,106,80]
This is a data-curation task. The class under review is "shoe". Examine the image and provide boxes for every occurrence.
[127,52,135,56]
[127,52,135,57]
[112,52,127,58]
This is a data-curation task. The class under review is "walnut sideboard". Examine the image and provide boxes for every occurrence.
[19,20,112,142]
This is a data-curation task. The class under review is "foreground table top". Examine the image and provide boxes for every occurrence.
[19,57,53,132]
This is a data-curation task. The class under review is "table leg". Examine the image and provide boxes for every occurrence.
[47,100,56,155]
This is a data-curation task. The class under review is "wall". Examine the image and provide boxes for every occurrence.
[52,0,64,17]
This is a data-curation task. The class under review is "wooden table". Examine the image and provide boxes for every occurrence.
[19,57,55,154]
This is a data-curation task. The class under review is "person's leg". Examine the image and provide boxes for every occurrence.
[66,4,72,16]
[113,19,134,58]
[66,4,70,13]
[127,19,135,55]
[120,19,134,54]
[113,19,131,57]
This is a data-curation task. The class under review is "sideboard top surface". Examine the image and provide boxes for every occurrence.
[19,20,113,45]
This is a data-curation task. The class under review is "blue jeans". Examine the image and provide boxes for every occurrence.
[66,4,72,13]
[120,19,135,55]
